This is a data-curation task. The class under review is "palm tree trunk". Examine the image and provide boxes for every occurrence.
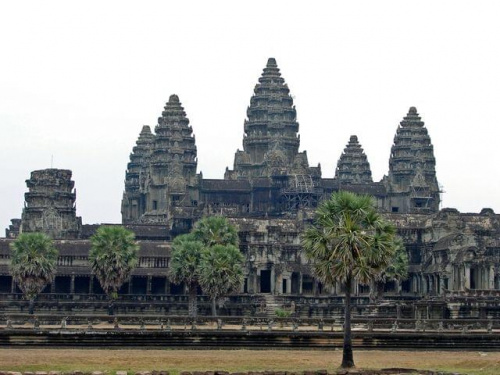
[188,283,197,317]
[211,298,217,317]
[341,275,355,368]
[28,298,35,315]
[108,299,115,315]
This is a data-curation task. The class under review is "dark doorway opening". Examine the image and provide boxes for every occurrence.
[170,282,184,295]
[92,278,105,295]
[0,276,12,293]
[55,276,71,293]
[151,277,166,294]
[291,272,300,294]
[302,275,314,295]
[75,276,90,294]
[470,268,476,290]
[131,277,147,294]
[260,270,271,293]
[282,279,287,294]
[118,282,129,295]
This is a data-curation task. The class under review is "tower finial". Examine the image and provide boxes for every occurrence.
[267,57,277,67]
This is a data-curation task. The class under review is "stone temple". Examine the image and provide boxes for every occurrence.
[2,58,500,319]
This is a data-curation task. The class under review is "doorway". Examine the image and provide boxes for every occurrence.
[260,270,271,293]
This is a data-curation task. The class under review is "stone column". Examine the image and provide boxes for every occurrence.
[270,266,276,295]
[276,276,282,295]
[70,275,75,294]
[128,278,133,294]
[464,264,471,290]
[51,279,56,293]
[440,276,446,295]
[429,276,434,295]
[334,281,341,295]
[11,278,15,294]
[299,272,303,295]
[489,266,495,290]
[89,276,94,294]
[147,276,152,295]
[165,278,170,294]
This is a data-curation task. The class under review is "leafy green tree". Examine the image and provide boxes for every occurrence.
[371,239,409,300]
[302,191,399,368]
[9,233,58,314]
[168,233,204,317]
[199,244,244,316]
[89,226,139,313]
[192,215,239,247]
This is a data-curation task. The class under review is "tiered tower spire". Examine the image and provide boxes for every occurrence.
[21,169,82,239]
[121,126,154,223]
[226,58,310,179]
[335,135,373,184]
[386,107,440,213]
[121,95,201,230]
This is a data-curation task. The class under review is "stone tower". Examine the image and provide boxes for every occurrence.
[20,169,82,239]
[121,125,154,223]
[334,135,373,184]
[386,107,440,213]
[225,58,311,179]
[122,95,202,233]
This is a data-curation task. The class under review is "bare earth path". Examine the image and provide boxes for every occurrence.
[1,349,499,375]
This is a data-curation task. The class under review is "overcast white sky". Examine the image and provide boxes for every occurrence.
[1,1,500,231]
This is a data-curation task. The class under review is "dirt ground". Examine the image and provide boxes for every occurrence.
[0,349,499,375]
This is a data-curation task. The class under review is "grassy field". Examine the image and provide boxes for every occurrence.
[0,349,499,375]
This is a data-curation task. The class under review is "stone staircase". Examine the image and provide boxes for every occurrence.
[263,294,281,318]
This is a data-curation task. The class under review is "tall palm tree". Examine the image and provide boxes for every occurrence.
[89,226,139,314]
[302,191,400,368]
[192,216,239,247]
[168,234,204,317]
[199,244,244,316]
[9,233,58,314]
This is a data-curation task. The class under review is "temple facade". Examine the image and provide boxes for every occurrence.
[3,58,500,318]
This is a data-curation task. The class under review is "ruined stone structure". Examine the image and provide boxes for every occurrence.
[3,58,500,319]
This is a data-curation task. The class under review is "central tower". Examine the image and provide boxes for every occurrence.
[225,58,311,179]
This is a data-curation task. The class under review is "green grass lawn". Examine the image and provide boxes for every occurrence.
[0,349,498,374]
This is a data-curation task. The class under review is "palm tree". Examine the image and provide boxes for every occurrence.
[89,226,139,314]
[9,233,58,314]
[192,216,239,247]
[199,244,244,316]
[302,191,400,368]
[168,234,204,317]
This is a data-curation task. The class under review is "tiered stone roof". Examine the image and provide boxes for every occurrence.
[152,94,197,179]
[21,169,82,239]
[387,107,440,212]
[388,107,438,189]
[124,126,154,194]
[335,135,373,184]
[227,58,308,178]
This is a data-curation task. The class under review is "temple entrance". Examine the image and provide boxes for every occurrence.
[0,276,11,293]
[282,279,287,294]
[470,268,476,289]
[260,270,271,293]
[74,276,90,294]
[302,275,314,295]
[131,276,147,294]
[291,272,300,294]
[55,276,71,293]
[151,277,166,294]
